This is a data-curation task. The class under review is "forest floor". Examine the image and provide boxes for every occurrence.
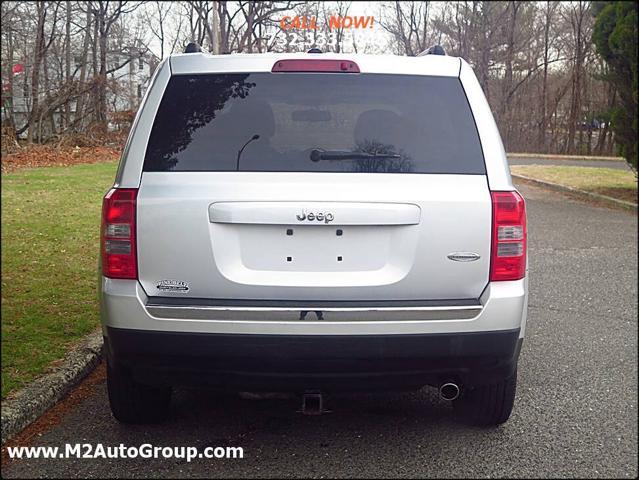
[1,145,120,173]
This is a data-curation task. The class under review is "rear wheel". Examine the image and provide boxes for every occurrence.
[107,360,171,424]
[453,370,517,426]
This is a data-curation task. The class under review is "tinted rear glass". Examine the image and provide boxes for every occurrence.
[143,73,485,174]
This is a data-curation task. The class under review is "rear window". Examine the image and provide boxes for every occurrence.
[143,73,485,174]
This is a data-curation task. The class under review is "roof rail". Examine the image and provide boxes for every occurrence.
[417,45,446,56]
[184,42,202,54]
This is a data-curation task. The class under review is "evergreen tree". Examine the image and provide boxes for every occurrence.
[593,1,638,171]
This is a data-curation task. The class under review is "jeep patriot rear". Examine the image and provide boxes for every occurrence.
[100,48,528,426]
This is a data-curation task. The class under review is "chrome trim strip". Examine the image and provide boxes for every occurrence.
[209,201,421,226]
[145,304,482,322]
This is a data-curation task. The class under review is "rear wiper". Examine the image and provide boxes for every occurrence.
[310,149,401,162]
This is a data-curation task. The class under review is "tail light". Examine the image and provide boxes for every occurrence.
[490,191,527,281]
[101,188,138,279]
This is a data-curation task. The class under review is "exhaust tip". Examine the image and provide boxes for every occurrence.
[439,382,460,401]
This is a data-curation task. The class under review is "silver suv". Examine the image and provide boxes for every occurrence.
[100,47,528,426]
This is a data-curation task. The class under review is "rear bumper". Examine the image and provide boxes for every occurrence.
[101,277,527,390]
[100,277,528,336]
[105,327,522,391]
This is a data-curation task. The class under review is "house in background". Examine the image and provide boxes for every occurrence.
[1,48,159,138]
[106,47,159,114]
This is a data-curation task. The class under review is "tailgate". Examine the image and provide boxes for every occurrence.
[136,172,491,301]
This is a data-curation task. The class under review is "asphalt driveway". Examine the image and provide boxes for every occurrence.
[2,182,637,479]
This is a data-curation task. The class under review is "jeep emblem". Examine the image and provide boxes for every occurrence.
[296,209,334,223]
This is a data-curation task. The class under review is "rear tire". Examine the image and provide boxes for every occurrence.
[107,360,171,424]
[453,370,517,426]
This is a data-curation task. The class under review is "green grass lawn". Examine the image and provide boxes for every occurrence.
[511,165,638,204]
[1,161,118,398]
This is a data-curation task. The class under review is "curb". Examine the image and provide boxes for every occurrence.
[1,330,104,445]
[507,153,623,162]
[512,174,638,211]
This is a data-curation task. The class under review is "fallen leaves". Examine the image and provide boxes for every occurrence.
[1,145,121,173]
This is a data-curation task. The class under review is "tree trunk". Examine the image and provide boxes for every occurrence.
[156,1,165,58]
[580,64,589,154]
[5,24,16,132]
[27,1,46,143]
[477,3,491,102]
[246,2,254,53]
[500,2,518,148]
[210,0,219,54]
[219,2,229,53]
[42,52,56,137]
[97,16,108,128]
[64,1,71,129]
[75,7,92,131]
[596,88,616,154]
[565,2,587,154]
[538,1,553,152]
[90,9,99,127]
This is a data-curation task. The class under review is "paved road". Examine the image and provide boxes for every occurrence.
[3,183,637,478]
[508,157,632,170]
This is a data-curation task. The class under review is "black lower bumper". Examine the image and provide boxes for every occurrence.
[105,327,522,392]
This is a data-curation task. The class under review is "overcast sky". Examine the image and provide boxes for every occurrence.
[142,1,413,57]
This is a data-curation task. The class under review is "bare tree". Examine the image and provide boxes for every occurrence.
[27,1,61,142]
[537,0,559,150]
[562,0,592,154]
[322,1,351,53]
[146,1,174,59]
[0,0,616,156]
[380,1,433,56]
[88,1,141,129]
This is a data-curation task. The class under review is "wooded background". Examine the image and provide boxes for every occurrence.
[0,1,632,158]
